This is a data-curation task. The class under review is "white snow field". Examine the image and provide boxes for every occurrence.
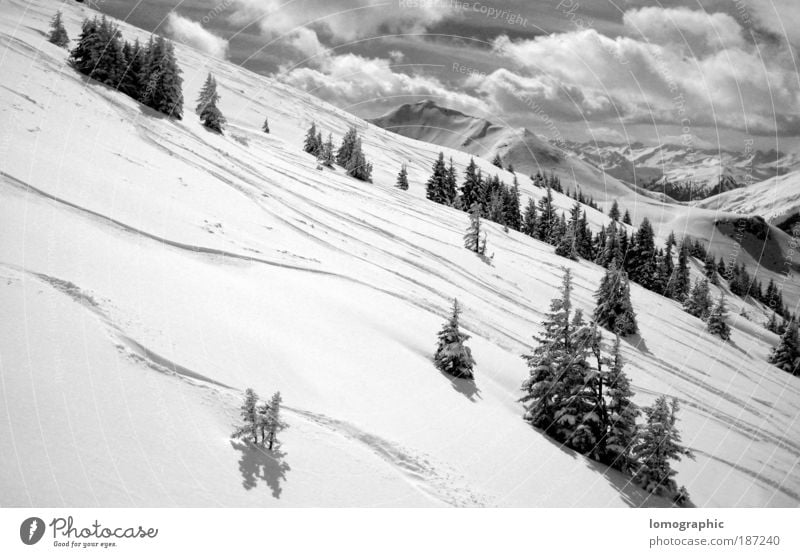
[1,0,799,507]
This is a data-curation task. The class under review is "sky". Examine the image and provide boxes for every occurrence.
[92,0,800,152]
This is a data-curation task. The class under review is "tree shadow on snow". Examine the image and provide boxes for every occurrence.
[230,440,290,499]
[442,373,482,402]
[626,332,651,355]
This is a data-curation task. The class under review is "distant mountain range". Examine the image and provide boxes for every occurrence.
[370,101,800,203]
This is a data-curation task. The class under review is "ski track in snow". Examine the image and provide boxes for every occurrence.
[287,408,489,507]
[4,263,486,506]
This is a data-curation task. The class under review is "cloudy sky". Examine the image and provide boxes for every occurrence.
[95,0,800,152]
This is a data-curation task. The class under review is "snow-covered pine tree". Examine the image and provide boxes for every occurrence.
[683,278,712,320]
[336,126,358,166]
[445,157,458,203]
[345,138,373,181]
[626,218,658,290]
[262,116,270,134]
[554,218,579,260]
[195,73,216,115]
[231,388,260,444]
[321,134,335,167]
[264,391,287,450]
[460,158,482,211]
[426,152,449,204]
[706,294,731,340]
[536,185,557,242]
[119,38,146,99]
[594,262,638,336]
[603,336,640,472]
[395,163,409,190]
[632,396,691,499]
[704,253,718,284]
[768,322,799,375]
[521,198,537,237]
[521,268,575,430]
[673,240,691,301]
[434,299,476,380]
[197,73,225,133]
[48,11,70,48]
[304,121,321,155]
[139,36,184,118]
[504,176,522,231]
[609,199,620,221]
[463,202,486,255]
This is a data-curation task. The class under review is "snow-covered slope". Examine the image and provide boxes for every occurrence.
[1,0,799,508]
[561,140,800,201]
[697,171,800,229]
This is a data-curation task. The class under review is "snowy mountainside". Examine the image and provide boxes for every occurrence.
[560,140,800,201]
[1,0,800,507]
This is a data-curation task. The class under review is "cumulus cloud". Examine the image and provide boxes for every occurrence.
[278,52,487,114]
[166,12,229,59]
[489,8,800,136]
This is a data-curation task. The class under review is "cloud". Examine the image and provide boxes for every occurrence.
[622,7,746,56]
[166,12,229,59]
[278,52,487,115]
[489,8,800,136]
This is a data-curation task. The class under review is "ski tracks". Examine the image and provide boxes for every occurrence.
[287,408,489,507]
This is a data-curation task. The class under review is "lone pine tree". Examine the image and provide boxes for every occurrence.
[395,163,409,190]
[48,11,70,48]
[683,278,712,320]
[262,116,270,134]
[196,73,226,133]
[434,299,476,380]
[304,121,321,156]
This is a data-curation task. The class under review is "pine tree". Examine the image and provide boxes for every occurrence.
[304,121,321,155]
[555,215,579,260]
[321,134,335,167]
[522,198,537,237]
[683,278,712,320]
[504,176,522,231]
[262,116,270,134]
[197,73,225,133]
[673,240,691,301]
[706,294,731,340]
[632,396,691,499]
[463,202,486,255]
[609,199,620,222]
[263,392,287,450]
[336,126,358,166]
[426,152,450,204]
[444,157,458,204]
[626,218,658,290]
[622,209,632,225]
[768,322,799,375]
[460,158,482,211]
[231,388,260,444]
[119,38,146,99]
[48,11,70,48]
[345,138,373,181]
[491,153,503,169]
[594,262,638,337]
[603,336,640,472]
[520,269,576,430]
[395,163,409,190]
[704,253,718,284]
[139,36,184,118]
[536,185,557,242]
[434,299,476,380]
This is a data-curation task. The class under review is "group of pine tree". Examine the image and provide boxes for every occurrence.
[232,388,287,450]
[433,271,690,504]
[69,15,184,118]
[303,122,373,182]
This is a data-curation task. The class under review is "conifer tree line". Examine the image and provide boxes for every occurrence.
[69,15,184,118]
[520,269,692,504]
[48,11,70,48]
[232,388,287,450]
[304,123,372,181]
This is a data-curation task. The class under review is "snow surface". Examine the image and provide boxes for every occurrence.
[1,0,799,507]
